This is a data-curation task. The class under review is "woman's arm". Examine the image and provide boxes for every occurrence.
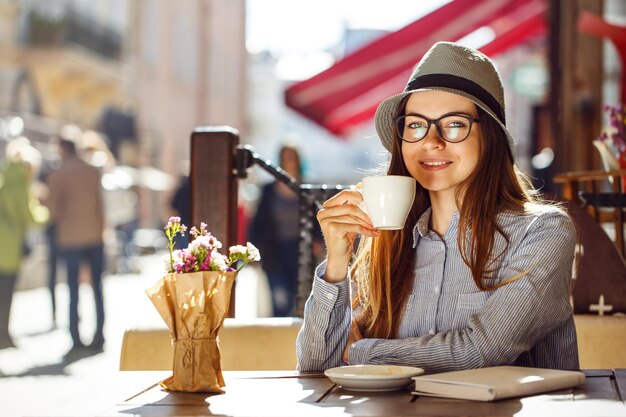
[345,210,578,373]
[296,261,353,371]
[297,188,379,371]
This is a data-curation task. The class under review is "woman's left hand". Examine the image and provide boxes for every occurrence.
[343,319,364,364]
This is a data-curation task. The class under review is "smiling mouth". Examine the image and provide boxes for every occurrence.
[420,161,451,167]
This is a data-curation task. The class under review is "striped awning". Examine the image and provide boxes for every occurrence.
[284,0,547,137]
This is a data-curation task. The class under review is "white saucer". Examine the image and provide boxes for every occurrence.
[324,364,425,392]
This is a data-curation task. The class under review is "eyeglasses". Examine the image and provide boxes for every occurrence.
[395,113,480,144]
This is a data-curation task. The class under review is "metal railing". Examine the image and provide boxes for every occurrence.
[234,145,349,315]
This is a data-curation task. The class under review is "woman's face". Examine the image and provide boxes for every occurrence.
[400,90,481,200]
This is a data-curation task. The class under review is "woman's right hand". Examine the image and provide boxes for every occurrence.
[316,187,379,282]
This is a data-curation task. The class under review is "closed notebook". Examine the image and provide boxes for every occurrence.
[412,366,585,402]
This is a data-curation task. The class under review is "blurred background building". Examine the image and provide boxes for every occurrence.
[0,0,246,226]
[0,0,246,287]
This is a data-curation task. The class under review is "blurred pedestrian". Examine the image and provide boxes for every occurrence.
[40,125,83,329]
[47,136,106,354]
[0,137,48,349]
[170,160,191,249]
[44,222,58,327]
[249,144,310,316]
[40,159,60,328]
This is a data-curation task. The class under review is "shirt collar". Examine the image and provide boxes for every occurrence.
[412,208,432,248]
[411,208,461,247]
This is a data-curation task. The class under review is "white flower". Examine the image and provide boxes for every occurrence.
[189,235,213,252]
[246,242,261,261]
[211,251,229,271]
[162,253,173,272]
[163,249,184,273]
[229,245,247,255]
[209,235,222,249]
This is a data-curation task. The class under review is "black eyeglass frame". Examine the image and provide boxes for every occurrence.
[395,112,480,144]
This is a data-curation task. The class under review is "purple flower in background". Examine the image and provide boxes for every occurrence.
[598,104,626,158]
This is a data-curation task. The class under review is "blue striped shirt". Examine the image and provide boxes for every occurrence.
[296,205,579,373]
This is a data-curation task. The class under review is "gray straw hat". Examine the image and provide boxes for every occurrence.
[374,41,514,154]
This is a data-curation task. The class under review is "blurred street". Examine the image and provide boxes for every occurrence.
[0,252,271,417]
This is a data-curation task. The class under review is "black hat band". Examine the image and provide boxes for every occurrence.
[405,74,505,125]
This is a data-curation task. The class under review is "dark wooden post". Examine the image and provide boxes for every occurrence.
[190,127,239,316]
[549,0,604,174]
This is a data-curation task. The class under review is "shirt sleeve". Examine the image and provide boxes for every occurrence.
[347,210,577,373]
[296,260,353,371]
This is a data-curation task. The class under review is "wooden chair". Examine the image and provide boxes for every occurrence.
[574,315,626,369]
[553,169,626,257]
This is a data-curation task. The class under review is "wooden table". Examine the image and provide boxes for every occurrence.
[40,369,626,417]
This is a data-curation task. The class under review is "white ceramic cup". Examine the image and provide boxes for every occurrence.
[362,175,416,230]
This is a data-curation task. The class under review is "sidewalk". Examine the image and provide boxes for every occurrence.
[0,252,272,417]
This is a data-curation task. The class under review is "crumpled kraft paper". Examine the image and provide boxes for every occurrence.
[146,270,236,393]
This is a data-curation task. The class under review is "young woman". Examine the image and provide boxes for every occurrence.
[296,42,578,373]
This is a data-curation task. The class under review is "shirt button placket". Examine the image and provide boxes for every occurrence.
[430,239,446,337]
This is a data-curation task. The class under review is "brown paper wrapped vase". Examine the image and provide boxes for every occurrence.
[146,270,236,393]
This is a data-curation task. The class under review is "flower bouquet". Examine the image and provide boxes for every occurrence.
[146,217,260,393]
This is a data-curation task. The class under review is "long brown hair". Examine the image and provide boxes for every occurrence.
[352,97,536,339]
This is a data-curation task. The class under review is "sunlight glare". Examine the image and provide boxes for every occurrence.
[275,52,335,81]
[456,26,497,49]
[246,0,451,55]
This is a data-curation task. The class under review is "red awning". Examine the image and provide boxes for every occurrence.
[285,0,547,136]
[577,10,626,104]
